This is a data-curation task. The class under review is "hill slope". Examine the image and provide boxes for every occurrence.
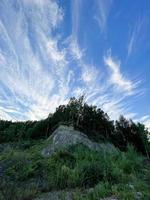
[0,125,150,200]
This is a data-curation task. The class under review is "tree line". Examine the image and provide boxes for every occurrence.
[0,96,149,156]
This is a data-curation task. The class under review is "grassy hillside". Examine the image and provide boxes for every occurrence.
[0,140,150,200]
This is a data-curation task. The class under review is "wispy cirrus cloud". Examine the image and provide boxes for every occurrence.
[0,0,148,131]
[127,16,146,57]
[23,0,48,6]
[81,65,98,84]
[67,37,83,60]
[104,51,138,94]
[0,0,68,120]
[95,0,113,32]
[0,0,102,121]
[66,37,140,121]
[71,0,82,38]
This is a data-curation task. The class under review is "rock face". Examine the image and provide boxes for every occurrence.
[42,125,117,156]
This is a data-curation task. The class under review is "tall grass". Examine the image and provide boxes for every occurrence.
[0,142,149,199]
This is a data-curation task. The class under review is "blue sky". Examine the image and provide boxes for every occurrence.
[0,0,150,129]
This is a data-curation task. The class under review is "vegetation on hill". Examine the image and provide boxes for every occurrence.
[0,96,150,199]
[0,96,149,156]
[0,142,150,200]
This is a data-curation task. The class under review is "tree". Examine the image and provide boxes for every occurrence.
[114,116,150,156]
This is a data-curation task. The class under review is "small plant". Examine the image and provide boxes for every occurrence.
[56,164,71,189]
[77,161,103,188]
[53,149,76,167]
[117,145,142,175]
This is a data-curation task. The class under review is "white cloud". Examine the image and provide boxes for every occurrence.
[124,112,137,119]
[23,0,47,6]
[46,39,66,64]
[71,0,82,37]
[143,119,150,131]
[68,37,83,60]
[95,0,113,32]
[0,52,6,64]
[104,52,135,94]
[127,17,145,57]
[81,65,98,84]
[23,0,63,28]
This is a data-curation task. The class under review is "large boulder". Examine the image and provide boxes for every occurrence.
[42,125,117,156]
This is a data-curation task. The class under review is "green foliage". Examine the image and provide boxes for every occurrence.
[76,161,103,188]
[53,149,76,168]
[4,151,34,181]
[114,116,150,155]
[86,182,112,199]
[0,140,150,200]
[122,146,142,174]
[0,177,37,200]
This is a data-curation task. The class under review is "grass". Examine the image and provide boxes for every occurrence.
[0,141,150,200]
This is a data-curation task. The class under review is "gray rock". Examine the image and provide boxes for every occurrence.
[102,198,119,200]
[128,183,134,190]
[35,190,73,200]
[42,125,117,157]
[135,192,142,199]
[35,190,119,200]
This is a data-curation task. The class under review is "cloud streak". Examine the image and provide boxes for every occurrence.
[71,0,82,38]
[104,51,137,94]
[127,16,145,57]
[95,0,113,32]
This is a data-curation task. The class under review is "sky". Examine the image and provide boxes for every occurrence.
[0,0,150,129]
